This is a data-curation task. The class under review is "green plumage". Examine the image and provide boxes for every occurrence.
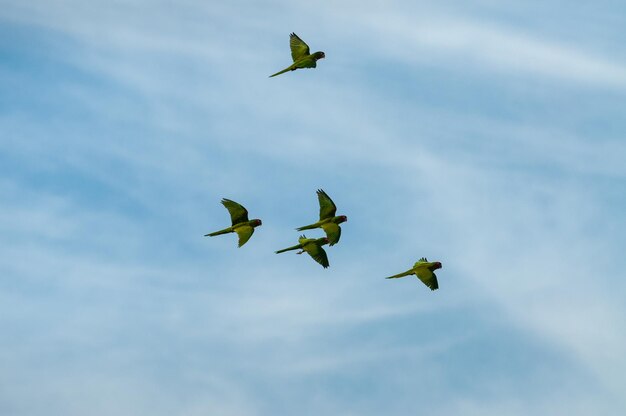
[296,189,347,246]
[275,234,330,268]
[205,198,262,247]
[269,33,325,77]
[385,257,443,290]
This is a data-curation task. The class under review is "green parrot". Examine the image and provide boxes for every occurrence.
[385,258,443,290]
[296,189,347,246]
[204,198,262,247]
[275,234,330,268]
[269,33,325,77]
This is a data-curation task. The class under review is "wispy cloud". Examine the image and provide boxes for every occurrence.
[362,15,626,88]
[1,0,625,415]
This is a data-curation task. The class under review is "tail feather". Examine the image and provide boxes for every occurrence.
[385,270,413,279]
[204,228,231,237]
[296,224,317,231]
[269,66,294,78]
[275,243,302,254]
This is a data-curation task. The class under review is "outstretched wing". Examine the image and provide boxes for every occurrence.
[415,268,439,290]
[235,225,254,247]
[290,33,310,62]
[385,269,413,279]
[304,242,329,268]
[221,198,249,225]
[317,189,337,219]
[321,222,341,246]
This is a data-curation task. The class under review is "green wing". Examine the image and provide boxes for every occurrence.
[414,259,428,268]
[385,269,413,279]
[235,225,254,247]
[221,198,249,225]
[290,33,310,61]
[321,222,341,246]
[317,189,337,219]
[303,242,329,268]
[298,234,315,245]
[294,56,317,69]
[414,268,439,290]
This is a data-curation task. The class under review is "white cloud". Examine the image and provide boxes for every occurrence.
[1,1,625,414]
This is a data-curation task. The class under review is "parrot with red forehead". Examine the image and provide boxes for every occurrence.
[296,189,347,246]
[269,33,325,77]
[204,199,262,247]
[385,258,443,290]
[275,235,330,268]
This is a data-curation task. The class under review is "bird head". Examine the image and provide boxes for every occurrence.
[333,215,347,224]
[433,262,442,270]
[253,219,262,227]
[313,51,325,60]
[322,237,329,245]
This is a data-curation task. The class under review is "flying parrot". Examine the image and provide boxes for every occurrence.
[275,234,330,268]
[269,33,325,78]
[385,258,443,290]
[296,189,347,246]
[204,198,262,247]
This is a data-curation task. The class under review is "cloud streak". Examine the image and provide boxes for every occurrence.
[1,0,625,415]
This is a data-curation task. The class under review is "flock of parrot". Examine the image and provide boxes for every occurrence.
[205,33,443,291]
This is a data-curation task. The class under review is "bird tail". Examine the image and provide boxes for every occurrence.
[269,67,293,78]
[204,227,231,237]
[385,270,413,279]
[295,223,316,231]
[275,244,301,254]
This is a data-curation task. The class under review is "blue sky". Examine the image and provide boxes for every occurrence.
[1,0,625,414]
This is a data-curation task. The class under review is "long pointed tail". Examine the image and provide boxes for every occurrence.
[204,227,231,237]
[295,223,317,231]
[269,66,293,78]
[385,270,413,279]
[275,244,301,254]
